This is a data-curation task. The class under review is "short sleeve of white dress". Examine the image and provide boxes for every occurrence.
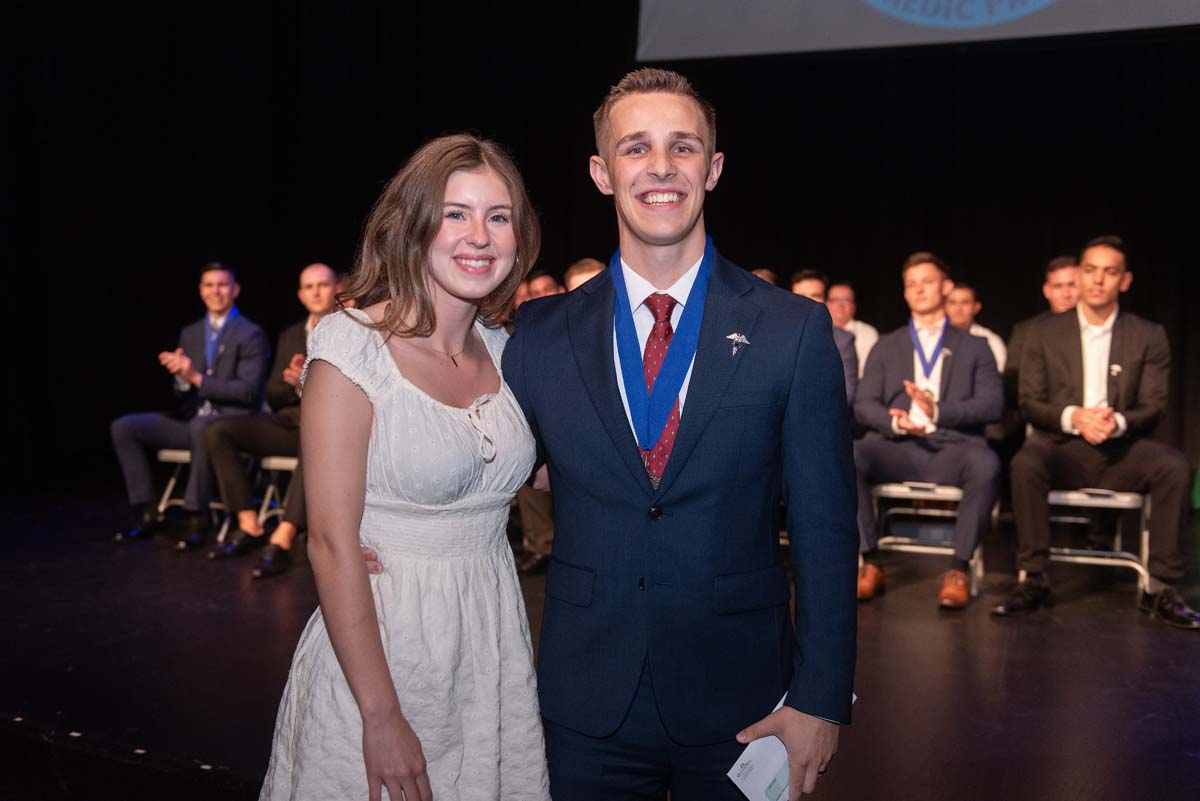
[300,309,388,403]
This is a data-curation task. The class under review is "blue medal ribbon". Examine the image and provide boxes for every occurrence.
[610,236,714,451]
[908,315,948,379]
[204,306,239,371]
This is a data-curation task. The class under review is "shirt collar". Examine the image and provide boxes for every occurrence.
[1076,303,1117,335]
[208,305,239,330]
[620,254,703,312]
[911,314,947,338]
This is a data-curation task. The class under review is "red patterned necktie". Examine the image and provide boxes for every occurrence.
[641,293,680,485]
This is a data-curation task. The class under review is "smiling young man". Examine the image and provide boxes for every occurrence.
[997,236,1198,628]
[111,262,270,548]
[504,69,858,800]
[852,253,1003,609]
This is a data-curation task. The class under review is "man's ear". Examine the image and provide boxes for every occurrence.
[232,283,242,301]
[1119,271,1133,293]
[589,155,614,196]
[973,301,983,317]
[705,151,725,191]
[940,278,954,298]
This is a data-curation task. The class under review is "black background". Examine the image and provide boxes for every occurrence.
[7,3,1199,489]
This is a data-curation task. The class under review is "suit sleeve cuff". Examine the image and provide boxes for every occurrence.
[1060,406,1079,435]
[1112,412,1128,438]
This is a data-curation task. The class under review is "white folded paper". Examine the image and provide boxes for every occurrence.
[727,693,857,801]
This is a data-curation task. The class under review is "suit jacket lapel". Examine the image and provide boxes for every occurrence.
[1062,312,1084,404]
[567,273,654,498]
[1108,312,1127,410]
[939,325,960,398]
[653,256,760,501]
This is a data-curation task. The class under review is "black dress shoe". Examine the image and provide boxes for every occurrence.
[252,544,293,579]
[114,522,158,543]
[175,516,211,552]
[115,506,162,543]
[208,528,268,560]
[515,551,550,575]
[992,575,1053,616]
[1139,586,1200,630]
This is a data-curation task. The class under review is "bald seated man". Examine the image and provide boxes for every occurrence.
[205,262,340,578]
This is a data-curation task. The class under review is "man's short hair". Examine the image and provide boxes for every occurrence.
[526,270,561,287]
[1082,235,1126,260]
[901,251,950,280]
[564,258,606,286]
[829,281,856,295]
[593,68,717,158]
[950,282,976,299]
[1044,255,1078,279]
[789,269,830,292]
[200,261,236,282]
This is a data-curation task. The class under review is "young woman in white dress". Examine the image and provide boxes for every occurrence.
[260,134,550,801]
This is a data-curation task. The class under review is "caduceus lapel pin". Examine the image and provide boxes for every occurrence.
[726,332,749,356]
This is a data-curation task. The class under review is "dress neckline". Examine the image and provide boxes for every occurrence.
[342,307,503,412]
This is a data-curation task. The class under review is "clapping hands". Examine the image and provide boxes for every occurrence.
[159,348,200,386]
[283,353,306,389]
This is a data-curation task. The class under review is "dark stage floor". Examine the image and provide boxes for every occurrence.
[2,479,1199,801]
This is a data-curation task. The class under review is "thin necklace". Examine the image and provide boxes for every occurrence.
[411,340,467,367]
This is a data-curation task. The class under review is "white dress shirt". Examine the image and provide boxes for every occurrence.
[896,316,947,435]
[1060,304,1127,437]
[968,322,1007,373]
[845,319,879,378]
[614,256,702,438]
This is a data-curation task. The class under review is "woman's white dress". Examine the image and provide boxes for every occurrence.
[260,308,550,801]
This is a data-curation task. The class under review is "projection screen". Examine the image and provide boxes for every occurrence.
[637,0,1200,60]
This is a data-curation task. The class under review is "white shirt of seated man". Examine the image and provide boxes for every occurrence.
[1060,303,1127,438]
[894,314,945,436]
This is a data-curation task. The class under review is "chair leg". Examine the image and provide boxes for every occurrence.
[157,464,184,516]
[258,471,280,527]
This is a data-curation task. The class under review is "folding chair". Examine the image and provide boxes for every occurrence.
[258,456,299,526]
[1019,489,1151,596]
[871,481,985,597]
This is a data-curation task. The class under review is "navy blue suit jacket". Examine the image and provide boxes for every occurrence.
[503,253,858,744]
[854,322,1002,444]
[171,313,270,419]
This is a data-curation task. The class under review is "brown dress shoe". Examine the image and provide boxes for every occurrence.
[938,569,970,609]
[857,563,885,601]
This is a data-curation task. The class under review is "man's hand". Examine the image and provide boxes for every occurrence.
[160,348,201,386]
[889,408,926,436]
[363,546,383,575]
[283,353,305,389]
[903,379,937,420]
[737,706,839,796]
[1071,406,1117,445]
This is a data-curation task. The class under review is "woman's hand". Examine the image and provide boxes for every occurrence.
[363,707,433,801]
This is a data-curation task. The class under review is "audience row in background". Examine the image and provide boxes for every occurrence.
[108,241,1197,631]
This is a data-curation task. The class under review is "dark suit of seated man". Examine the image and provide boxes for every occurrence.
[204,263,339,577]
[995,236,1199,629]
[853,252,1002,609]
[111,262,270,549]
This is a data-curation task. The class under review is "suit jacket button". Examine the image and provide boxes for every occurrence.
[648,506,663,520]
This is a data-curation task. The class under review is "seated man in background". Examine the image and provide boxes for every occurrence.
[204,262,338,577]
[1005,255,1079,415]
[853,252,1002,608]
[827,281,879,378]
[111,262,270,549]
[791,269,858,404]
[750,267,778,286]
[563,257,606,291]
[526,269,565,300]
[995,236,1198,628]
[946,282,1006,373]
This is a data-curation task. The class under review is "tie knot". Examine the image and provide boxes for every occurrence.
[644,293,677,323]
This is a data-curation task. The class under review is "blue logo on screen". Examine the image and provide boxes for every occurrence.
[863,0,1059,30]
